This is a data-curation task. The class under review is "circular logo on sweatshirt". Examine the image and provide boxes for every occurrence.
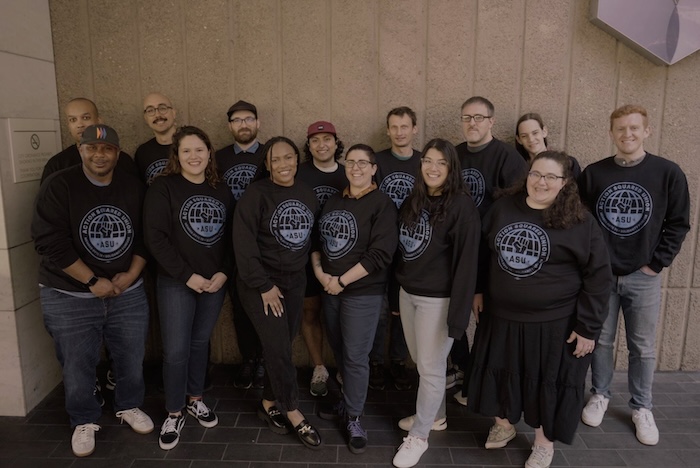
[313,185,340,208]
[461,168,485,207]
[379,172,415,208]
[320,210,357,260]
[495,222,550,278]
[596,182,652,236]
[180,195,226,246]
[80,205,134,262]
[145,159,167,185]
[270,200,314,250]
[399,210,432,261]
[224,163,258,200]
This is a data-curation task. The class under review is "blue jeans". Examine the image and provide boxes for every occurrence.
[591,269,661,410]
[41,285,149,427]
[369,295,408,363]
[158,275,226,413]
[322,293,383,417]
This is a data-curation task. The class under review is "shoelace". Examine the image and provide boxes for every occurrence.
[189,401,210,417]
[401,435,423,449]
[161,415,181,434]
[75,423,100,441]
[347,418,366,438]
[489,424,509,438]
[529,445,554,464]
[636,411,654,428]
[311,367,329,384]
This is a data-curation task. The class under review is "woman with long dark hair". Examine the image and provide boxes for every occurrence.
[144,126,233,450]
[392,138,481,468]
[467,151,611,468]
[233,136,322,450]
[515,113,581,178]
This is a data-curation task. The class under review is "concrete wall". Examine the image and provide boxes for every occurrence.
[0,0,63,415]
[48,0,700,370]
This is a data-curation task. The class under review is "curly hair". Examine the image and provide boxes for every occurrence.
[163,125,219,187]
[253,136,302,184]
[303,137,345,163]
[399,138,467,228]
[502,150,586,229]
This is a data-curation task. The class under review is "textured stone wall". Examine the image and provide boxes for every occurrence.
[49,0,700,370]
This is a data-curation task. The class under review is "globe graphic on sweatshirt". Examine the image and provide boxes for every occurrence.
[224,163,257,200]
[596,182,651,236]
[80,205,134,261]
[270,200,314,250]
[181,196,226,246]
[495,222,549,278]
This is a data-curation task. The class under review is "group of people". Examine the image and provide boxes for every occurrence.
[32,93,690,468]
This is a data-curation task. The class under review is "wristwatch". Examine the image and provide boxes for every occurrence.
[85,276,98,287]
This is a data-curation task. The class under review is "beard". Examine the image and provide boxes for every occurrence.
[233,127,258,145]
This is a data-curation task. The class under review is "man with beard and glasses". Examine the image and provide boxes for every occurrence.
[215,100,266,389]
[135,93,178,185]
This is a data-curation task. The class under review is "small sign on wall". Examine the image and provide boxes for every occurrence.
[7,118,60,183]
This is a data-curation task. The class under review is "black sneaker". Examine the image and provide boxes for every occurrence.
[318,400,345,421]
[186,399,218,428]
[368,362,385,390]
[159,414,186,450]
[390,361,413,391]
[253,358,265,389]
[93,378,105,407]
[234,360,254,389]
[346,416,367,454]
[106,369,116,391]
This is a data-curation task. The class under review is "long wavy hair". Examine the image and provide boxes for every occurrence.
[502,150,586,229]
[514,112,549,161]
[399,138,467,228]
[253,136,302,184]
[163,125,219,187]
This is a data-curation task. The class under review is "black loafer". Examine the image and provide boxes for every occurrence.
[257,402,290,434]
[294,419,322,450]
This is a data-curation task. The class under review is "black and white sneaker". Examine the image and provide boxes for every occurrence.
[106,369,116,391]
[186,399,218,428]
[159,414,186,450]
[94,378,105,407]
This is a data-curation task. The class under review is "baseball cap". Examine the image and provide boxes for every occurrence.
[80,124,120,148]
[227,100,258,120]
[307,121,336,138]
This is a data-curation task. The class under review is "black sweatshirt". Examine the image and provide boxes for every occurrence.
[215,143,265,201]
[456,138,528,217]
[143,174,234,283]
[578,153,690,276]
[134,137,170,185]
[396,193,481,339]
[483,194,612,340]
[295,161,347,208]
[317,189,398,295]
[374,148,422,208]
[40,144,138,184]
[32,165,147,292]
[233,178,318,293]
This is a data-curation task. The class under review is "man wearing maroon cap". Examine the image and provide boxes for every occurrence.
[296,121,347,397]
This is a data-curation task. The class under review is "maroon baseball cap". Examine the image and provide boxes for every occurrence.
[307,121,336,138]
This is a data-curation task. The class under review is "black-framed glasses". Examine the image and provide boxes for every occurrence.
[527,171,565,183]
[345,160,374,169]
[143,104,172,116]
[460,114,491,123]
[230,116,256,125]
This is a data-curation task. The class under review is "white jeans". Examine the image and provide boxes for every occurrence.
[399,288,454,439]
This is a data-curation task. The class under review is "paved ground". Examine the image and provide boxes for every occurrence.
[1,365,698,467]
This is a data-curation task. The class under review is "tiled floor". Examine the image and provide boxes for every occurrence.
[1,365,699,467]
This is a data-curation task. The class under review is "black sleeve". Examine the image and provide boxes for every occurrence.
[117,151,140,179]
[233,187,274,293]
[358,197,398,274]
[31,177,80,269]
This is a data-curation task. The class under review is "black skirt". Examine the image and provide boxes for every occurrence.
[466,313,591,444]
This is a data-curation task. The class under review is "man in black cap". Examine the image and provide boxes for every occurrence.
[32,124,154,458]
[215,100,265,389]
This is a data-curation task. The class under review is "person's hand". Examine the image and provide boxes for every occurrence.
[203,272,227,293]
[111,271,137,294]
[324,276,344,295]
[315,270,332,289]
[261,285,285,317]
[567,331,595,358]
[471,294,484,324]
[90,277,120,298]
[640,265,658,276]
[186,273,212,293]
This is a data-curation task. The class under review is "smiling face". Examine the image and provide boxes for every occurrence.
[461,101,494,147]
[228,110,259,145]
[308,132,337,166]
[177,134,210,183]
[344,148,377,192]
[421,148,449,196]
[610,113,650,160]
[143,93,176,137]
[387,114,417,150]
[265,141,297,187]
[516,119,548,159]
[526,158,566,209]
[79,142,119,183]
[65,99,99,144]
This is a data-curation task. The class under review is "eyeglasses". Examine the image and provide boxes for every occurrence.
[230,116,256,126]
[527,171,565,183]
[421,158,448,168]
[345,160,374,169]
[460,114,491,123]
[143,104,172,116]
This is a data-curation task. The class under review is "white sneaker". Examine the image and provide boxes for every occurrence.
[116,408,154,434]
[485,423,516,449]
[398,414,447,431]
[453,392,467,406]
[525,444,554,468]
[581,394,609,427]
[632,408,659,445]
[71,423,100,457]
[393,435,429,468]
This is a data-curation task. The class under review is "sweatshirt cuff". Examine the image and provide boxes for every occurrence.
[574,323,598,341]
[648,259,663,274]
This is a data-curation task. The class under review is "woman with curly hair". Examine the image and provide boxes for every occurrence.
[466,151,612,468]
